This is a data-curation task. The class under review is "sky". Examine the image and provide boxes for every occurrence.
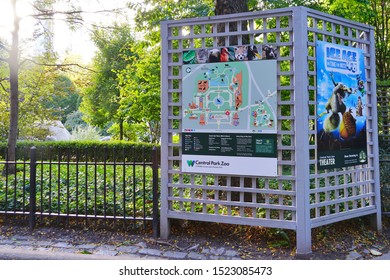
[0,0,136,63]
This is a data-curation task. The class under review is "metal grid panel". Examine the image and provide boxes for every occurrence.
[160,7,381,254]
[305,10,381,228]
[161,8,297,231]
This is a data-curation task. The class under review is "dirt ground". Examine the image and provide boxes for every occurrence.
[0,214,389,260]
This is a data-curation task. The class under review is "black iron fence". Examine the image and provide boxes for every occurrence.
[378,85,390,151]
[0,145,159,237]
[378,85,390,212]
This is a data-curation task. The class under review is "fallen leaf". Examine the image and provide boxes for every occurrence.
[369,249,383,256]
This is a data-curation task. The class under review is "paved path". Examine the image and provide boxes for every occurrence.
[0,232,388,260]
[0,233,240,260]
[373,252,390,260]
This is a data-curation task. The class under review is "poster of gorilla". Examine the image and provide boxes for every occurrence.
[316,41,368,170]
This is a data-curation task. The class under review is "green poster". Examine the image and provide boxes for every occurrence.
[181,59,277,176]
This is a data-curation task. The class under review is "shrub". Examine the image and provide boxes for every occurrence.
[0,141,160,163]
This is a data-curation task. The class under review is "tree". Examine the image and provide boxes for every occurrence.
[1,0,21,173]
[215,0,249,15]
[79,24,136,140]
[254,0,389,81]
[116,41,161,143]
[121,0,216,143]
[1,0,124,173]
[17,56,58,140]
[368,0,389,81]
[129,0,214,44]
[44,74,81,124]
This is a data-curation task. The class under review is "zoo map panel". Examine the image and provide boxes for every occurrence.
[182,60,277,134]
[181,60,277,177]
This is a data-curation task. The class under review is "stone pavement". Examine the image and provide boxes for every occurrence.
[0,229,388,260]
[0,232,242,260]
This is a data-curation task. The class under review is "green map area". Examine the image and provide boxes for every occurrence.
[182,60,277,133]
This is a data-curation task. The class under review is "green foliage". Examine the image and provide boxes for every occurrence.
[378,80,390,87]
[44,75,81,124]
[107,122,150,142]
[129,0,214,43]
[318,0,389,80]
[322,0,375,24]
[116,41,161,143]
[254,0,323,11]
[267,228,291,248]
[79,24,136,140]
[0,141,159,162]
[0,55,62,141]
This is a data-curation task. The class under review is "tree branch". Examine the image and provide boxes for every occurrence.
[0,41,10,53]
[19,59,97,73]
[32,5,124,19]
[0,57,9,64]
[0,81,9,93]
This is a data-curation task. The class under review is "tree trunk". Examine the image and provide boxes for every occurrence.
[215,0,249,15]
[215,0,249,46]
[6,0,20,175]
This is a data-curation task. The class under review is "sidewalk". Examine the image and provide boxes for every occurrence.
[373,252,390,260]
[1,231,388,260]
[0,231,241,260]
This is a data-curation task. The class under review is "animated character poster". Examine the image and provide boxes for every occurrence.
[316,41,367,170]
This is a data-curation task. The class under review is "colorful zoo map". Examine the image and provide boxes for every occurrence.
[182,60,277,134]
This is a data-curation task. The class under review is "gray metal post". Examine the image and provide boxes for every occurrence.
[292,7,312,257]
[368,26,382,232]
[160,20,170,239]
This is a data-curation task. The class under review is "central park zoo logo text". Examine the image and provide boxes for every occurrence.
[187,160,230,167]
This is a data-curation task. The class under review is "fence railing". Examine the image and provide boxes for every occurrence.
[378,85,390,154]
[0,146,159,237]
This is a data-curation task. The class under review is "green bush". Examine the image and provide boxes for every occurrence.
[0,141,160,163]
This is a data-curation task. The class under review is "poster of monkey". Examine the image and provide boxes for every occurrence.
[316,41,368,170]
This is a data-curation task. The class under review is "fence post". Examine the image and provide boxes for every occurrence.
[29,146,37,231]
[152,147,160,238]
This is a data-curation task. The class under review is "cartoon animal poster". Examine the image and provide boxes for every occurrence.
[316,41,368,169]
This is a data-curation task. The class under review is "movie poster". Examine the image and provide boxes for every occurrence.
[316,41,368,170]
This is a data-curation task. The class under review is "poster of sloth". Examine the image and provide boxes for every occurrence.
[316,41,368,170]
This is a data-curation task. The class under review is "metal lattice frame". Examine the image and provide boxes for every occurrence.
[160,6,381,255]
